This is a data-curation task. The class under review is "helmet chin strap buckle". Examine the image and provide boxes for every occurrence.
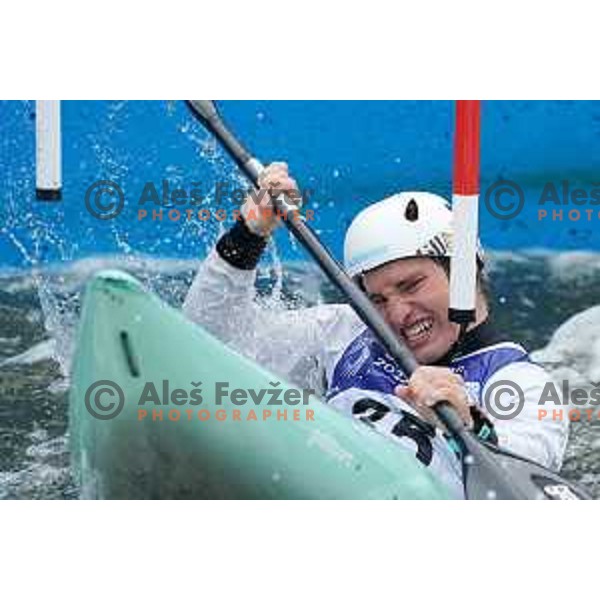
[448,307,477,341]
[448,307,476,326]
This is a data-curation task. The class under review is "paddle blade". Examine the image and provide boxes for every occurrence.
[186,100,219,125]
[463,438,592,500]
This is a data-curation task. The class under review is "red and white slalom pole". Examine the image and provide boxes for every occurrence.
[449,100,481,328]
[36,100,62,200]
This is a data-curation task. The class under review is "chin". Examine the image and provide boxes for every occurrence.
[412,349,436,365]
[412,341,449,365]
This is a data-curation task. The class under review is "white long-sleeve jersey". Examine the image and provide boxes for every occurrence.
[183,250,569,495]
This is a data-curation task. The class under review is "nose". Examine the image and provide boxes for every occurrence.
[382,296,412,329]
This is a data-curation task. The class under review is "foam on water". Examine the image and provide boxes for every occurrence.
[3,251,600,498]
[0,429,74,500]
[0,339,56,368]
[2,100,600,498]
[0,249,298,499]
[533,306,600,386]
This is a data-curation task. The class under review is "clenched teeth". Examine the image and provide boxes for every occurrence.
[402,319,433,340]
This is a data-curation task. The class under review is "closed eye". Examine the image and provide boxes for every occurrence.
[368,276,426,305]
[397,276,425,294]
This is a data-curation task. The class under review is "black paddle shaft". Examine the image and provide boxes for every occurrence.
[185,102,420,373]
[185,100,591,500]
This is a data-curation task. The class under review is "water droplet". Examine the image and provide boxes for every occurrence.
[486,489,497,500]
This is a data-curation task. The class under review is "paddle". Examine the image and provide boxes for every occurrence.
[185,100,591,500]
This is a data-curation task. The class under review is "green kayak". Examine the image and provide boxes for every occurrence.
[69,270,452,499]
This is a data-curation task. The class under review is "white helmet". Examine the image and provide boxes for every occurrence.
[344,191,462,277]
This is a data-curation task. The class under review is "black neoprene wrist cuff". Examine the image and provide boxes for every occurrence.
[216,219,268,270]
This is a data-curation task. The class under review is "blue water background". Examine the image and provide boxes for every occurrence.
[1,100,600,268]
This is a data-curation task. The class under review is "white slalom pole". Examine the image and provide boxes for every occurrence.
[449,100,480,328]
[36,100,62,200]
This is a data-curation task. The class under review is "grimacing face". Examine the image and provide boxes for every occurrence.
[363,257,460,364]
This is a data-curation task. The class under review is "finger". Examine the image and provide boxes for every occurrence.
[268,180,300,205]
[259,169,288,187]
[258,167,283,185]
[402,380,433,405]
[412,367,463,386]
[422,384,456,403]
[268,161,289,173]
[423,390,473,428]
[258,173,294,194]
[415,373,463,390]
[394,385,411,400]
[284,176,299,193]
[258,174,285,191]
[267,175,297,194]
[419,385,454,407]
[252,179,291,209]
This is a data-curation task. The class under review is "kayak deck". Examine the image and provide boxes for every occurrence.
[69,270,453,499]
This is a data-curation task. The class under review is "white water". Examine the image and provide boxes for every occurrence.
[0,339,56,368]
[533,305,600,387]
[4,249,600,498]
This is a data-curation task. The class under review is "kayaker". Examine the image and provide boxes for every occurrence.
[183,162,568,495]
